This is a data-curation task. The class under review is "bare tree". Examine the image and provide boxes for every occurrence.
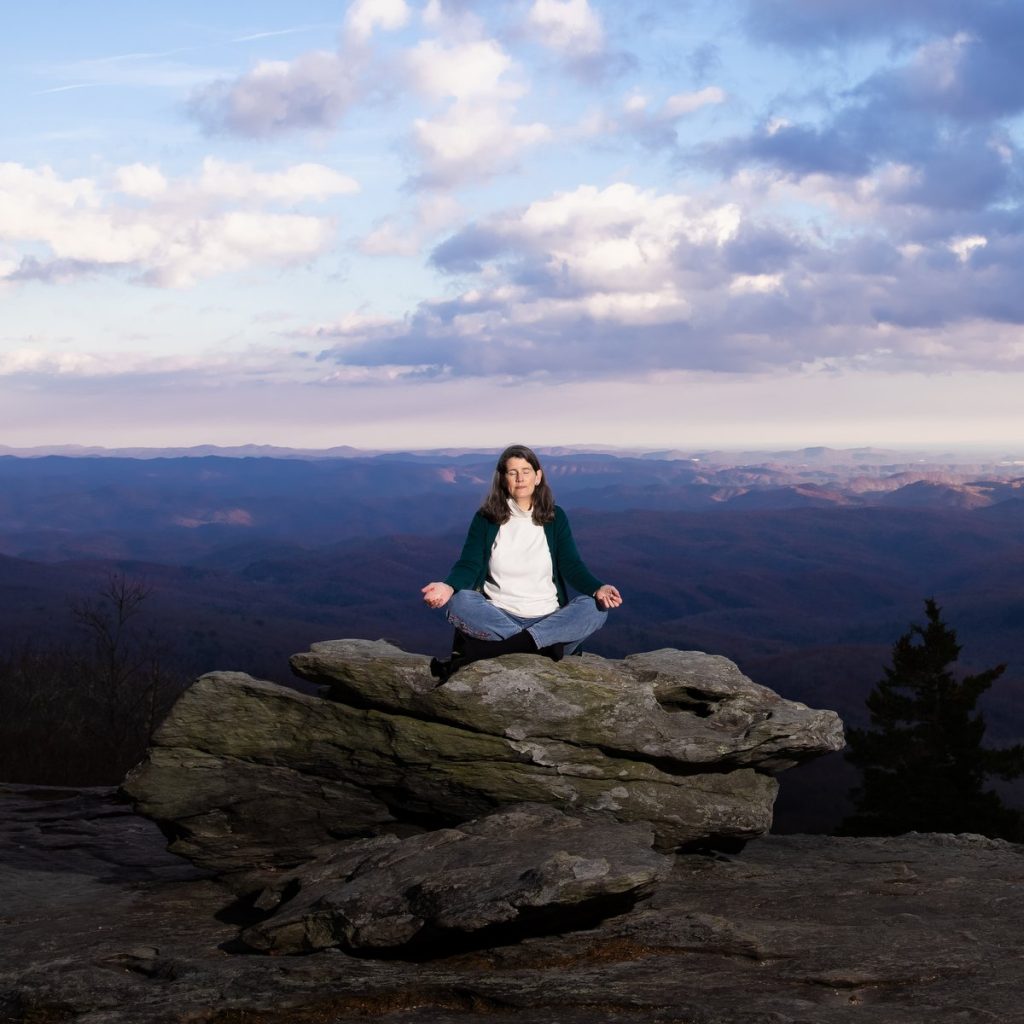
[0,574,187,784]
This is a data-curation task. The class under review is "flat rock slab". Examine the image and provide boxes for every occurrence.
[3,787,1023,1024]
[240,804,668,954]
[291,640,844,773]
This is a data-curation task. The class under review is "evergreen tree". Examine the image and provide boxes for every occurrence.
[841,598,1024,840]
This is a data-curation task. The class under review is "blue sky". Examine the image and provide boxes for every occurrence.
[3,0,1024,450]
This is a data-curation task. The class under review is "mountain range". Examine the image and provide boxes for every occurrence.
[2,446,1022,831]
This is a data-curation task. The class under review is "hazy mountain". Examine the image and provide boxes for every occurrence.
[1,451,1022,565]
[2,447,1022,831]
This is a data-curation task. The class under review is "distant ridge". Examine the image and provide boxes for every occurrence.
[0,444,370,460]
[2,443,1022,465]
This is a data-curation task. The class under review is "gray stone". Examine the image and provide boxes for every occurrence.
[291,640,844,773]
[4,786,1024,1024]
[240,804,669,954]
[124,643,842,873]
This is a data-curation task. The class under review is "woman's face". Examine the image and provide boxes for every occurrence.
[504,456,541,509]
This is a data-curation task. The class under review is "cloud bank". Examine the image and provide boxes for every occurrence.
[7,0,1024,451]
[0,159,357,288]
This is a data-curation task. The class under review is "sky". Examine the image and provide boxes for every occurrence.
[3,0,1024,451]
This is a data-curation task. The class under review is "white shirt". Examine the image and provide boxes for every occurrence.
[482,499,559,617]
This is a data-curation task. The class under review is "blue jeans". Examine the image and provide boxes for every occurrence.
[445,590,607,655]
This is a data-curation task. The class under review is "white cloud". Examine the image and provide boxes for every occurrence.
[0,348,90,375]
[319,363,439,382]
[663,87,727,117]
[408,38,522,102]
[623,93,648,115]
[116,164,169,199]
[189,51,358,136]
[344,0,411,44]
[312,176,1024,379]
[116,159,358,207]
[507,183,742,291]
[144,210,330,288]
[0,340,328,381]
[526,0,604,57]
[309,183,755,376]
[0,346,204,377]
[0,160,352,288]
[406,37,549,187]
[421,0,444,28]
[195,159,359,202]
[187,0,413,138]
[948,235,986,262]
[0,163,99,226]
[412,103,550,187]
[729,273,784,294]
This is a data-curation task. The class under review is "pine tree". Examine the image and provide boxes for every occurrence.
[841,598,1024,840]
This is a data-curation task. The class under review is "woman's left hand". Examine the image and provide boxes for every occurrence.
[594,584,622,610]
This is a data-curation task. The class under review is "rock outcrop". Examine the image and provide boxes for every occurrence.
[121,641,842,956]
[125,642,843,868]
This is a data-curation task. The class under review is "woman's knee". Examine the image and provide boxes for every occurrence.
[445,589,474,625]
[447,588,484,614]
[571,594,608,628]
[445,589,512,640]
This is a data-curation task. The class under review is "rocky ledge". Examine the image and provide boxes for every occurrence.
[118,641,842,955]
[3,647,1019,1022]
[3,784,1023,1024]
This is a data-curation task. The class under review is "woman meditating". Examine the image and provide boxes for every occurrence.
[421,444,622,681]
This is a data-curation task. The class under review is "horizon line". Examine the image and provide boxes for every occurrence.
[3,441,1024,460]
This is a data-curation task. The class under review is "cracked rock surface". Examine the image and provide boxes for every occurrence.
[124,641,843,875]
[3,784,1023,1024]
[238,804,668,955]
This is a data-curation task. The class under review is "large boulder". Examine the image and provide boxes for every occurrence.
[238,804,669,955]
[124,642,843,875]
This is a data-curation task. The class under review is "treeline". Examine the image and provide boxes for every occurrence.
[0,576,190,785]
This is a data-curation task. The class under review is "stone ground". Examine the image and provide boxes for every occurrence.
[3,783,1023,1024]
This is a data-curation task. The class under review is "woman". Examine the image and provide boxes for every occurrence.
[422,444,622,681]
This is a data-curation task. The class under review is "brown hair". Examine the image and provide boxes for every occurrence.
[479,444,555,525]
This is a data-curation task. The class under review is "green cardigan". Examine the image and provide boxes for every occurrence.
[444,506,603,607]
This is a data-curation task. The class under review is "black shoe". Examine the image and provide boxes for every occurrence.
[429,629,472,684]
[431,630,540,683]
[429,655,468,683]
[539,642,565,662]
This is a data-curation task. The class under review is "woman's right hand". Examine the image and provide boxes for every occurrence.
[421,582,454,609]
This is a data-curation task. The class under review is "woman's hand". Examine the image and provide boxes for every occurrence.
[422,582,454,609]
[594,584,622,610]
